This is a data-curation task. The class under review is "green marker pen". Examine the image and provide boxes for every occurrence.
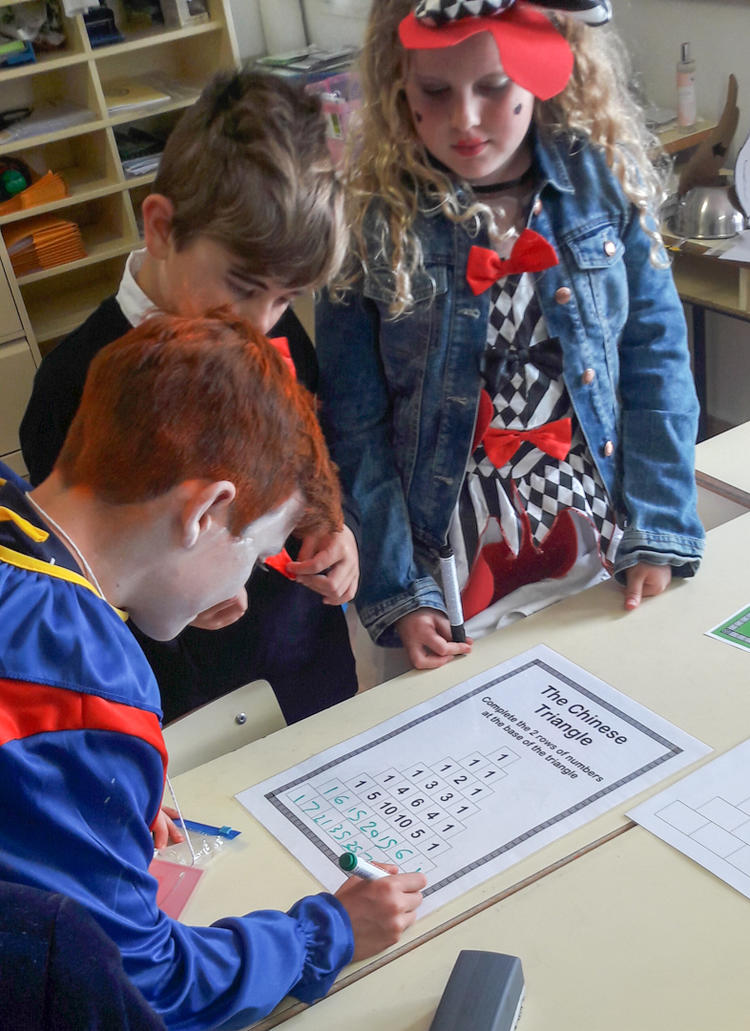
[338,852,389,880]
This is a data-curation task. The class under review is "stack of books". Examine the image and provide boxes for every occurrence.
[103,78,172,115]
[115,126,167,179]
[3,213,86,276]
[256,44,359,85]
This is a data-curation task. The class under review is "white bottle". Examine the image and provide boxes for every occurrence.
[676,42,697,129]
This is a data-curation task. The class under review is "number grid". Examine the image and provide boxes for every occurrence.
[261,657,687,897]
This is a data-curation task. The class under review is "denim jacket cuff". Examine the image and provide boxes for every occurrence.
[359,578,447,647]
[614,528,704,584]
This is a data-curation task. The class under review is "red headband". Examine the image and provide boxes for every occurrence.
[398,3,574,101]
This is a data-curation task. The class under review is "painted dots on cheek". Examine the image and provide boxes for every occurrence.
[514,104,523,115]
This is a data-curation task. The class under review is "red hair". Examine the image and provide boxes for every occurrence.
[56,311,343,536]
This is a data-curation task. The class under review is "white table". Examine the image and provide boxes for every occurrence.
[172,513,750,1028]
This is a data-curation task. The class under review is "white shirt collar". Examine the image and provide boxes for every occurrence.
[116,249,161,327]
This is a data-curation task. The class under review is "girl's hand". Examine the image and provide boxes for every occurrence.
[395,608,472,670]
[152,806,185,850]
[286,525,359,605]
[623,563,672,611]
[335,865,426,961]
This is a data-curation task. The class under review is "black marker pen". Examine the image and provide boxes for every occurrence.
[439,544,466,644]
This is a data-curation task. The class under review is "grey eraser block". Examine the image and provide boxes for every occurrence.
[428,950,525,1031]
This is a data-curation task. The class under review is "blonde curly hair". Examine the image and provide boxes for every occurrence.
[340,0,668,315]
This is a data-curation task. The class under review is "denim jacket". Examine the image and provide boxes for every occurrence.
[316,130,704,646]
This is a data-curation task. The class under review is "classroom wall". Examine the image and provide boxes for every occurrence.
[230,0,750,429]
[227,0,367,54]
[228,0,266,58]
[614,0,750,429]
[616,0,749,165]
[301,0,369,47]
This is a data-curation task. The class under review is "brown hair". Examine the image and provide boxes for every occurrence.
[56,311,343,537]
[153,67,347,290]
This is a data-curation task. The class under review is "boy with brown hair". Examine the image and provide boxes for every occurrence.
[0,311,425,1029]
[20,68,360,724]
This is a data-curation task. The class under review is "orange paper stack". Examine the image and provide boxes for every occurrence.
[3,212,86,276]
[0,171,69,217]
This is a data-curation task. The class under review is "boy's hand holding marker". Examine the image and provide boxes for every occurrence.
[335,853,427,961]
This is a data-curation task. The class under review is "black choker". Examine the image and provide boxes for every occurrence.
[470,165,535,194]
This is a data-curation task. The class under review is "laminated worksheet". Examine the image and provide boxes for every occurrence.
[237,645,709,916]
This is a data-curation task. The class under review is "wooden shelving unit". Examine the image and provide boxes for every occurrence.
[658,116,716,157]
[0,0,240,473]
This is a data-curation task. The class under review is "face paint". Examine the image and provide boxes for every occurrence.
[130,492,305,642]
[239,492,305,562]
[405,32,535,186]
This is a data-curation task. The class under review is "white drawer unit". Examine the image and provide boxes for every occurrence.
[0,263,23,344]
[0,337,37,460]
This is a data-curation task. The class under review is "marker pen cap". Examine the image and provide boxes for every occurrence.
[338,853,389,879]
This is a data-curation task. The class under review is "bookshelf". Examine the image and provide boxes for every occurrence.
[0,0,240,473]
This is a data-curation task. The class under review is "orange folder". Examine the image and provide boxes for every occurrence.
[3,212,86,276]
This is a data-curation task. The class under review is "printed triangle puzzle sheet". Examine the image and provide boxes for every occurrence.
[236,645,709,917]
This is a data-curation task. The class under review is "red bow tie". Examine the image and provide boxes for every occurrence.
[482,417,572,468]
[466,230,558,294]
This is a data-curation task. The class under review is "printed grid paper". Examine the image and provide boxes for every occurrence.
[237,645,709,917]
[706,603,750,653]
[629,737,750,900]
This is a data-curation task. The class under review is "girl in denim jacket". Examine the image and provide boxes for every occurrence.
[315,0,704,674]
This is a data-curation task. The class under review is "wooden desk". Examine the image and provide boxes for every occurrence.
[279,824,750,1031]
[172,513,750,1027]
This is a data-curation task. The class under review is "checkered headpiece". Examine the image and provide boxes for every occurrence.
[414,0,613,27]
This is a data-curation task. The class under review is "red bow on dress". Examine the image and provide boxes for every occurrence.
[466,230,559,295]
[483,417,572,468]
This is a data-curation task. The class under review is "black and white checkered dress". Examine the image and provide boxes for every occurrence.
[447,267,620,602]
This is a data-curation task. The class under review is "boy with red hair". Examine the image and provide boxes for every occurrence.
[0,312,425,1030]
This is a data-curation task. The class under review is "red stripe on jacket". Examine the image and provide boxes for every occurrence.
[0,678,167,773]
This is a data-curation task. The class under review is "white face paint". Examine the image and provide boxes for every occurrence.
[238,492,306,563]
[404,31,534,187]
[132,492,305,641]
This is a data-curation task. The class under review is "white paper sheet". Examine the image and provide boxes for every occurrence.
[237,645,709,917]
[718,229,750,263]
[629,738,750,900]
